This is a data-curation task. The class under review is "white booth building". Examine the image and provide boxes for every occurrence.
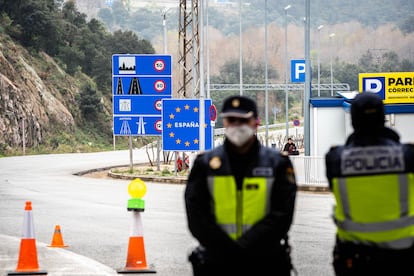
[310,96,414,157]
[291,94,414,189]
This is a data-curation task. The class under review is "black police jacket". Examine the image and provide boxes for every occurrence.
[184,138,297,269]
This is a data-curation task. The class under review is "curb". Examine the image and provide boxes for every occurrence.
[108,170,331,193]
[77,164,331,193]
[108,171,187,185]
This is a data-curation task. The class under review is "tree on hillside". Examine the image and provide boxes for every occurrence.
[62,0,86,27]
[400,59,414,72]
[8,0,60,54]
[331,50,414,93]
[211,59,278,84]
[77,82,103,120]
[57,45,84,75]
[399,15,414,34]
[332,62,360,91]
[77,19,108,76]
[106,30,155,54]
[358,51,378,72]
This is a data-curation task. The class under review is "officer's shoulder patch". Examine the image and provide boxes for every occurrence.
[209,156,221,170]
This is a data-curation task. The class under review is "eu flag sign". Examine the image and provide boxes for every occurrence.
[162,99,213,151]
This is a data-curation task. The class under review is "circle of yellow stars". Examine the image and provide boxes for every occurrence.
[166,103,208,147]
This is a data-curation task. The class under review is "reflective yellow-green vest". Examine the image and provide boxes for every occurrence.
[332,145,414,249]
[207,175,273,240]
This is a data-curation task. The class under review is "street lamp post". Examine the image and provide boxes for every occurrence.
[199,0,205,152]
[329,32,336,96]
[158,9,169,171]
[206,0,210,99]
[162,11,168,54]
[317,25,324,97]
[284,4,291,140]
[239,0,243,96]
[304,0,310,156]
[264,0,269,146]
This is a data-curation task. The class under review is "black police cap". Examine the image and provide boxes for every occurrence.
[220,95,258,119]
[351,92,385,131]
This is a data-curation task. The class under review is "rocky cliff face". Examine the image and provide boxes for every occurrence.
[0,35,79,152]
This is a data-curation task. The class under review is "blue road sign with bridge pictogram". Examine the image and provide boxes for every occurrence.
[112,54,172,136]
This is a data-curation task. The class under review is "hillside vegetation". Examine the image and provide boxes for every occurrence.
[0,0,155,156]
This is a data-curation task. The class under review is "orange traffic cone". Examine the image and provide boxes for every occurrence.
[8,201,47,275]
[47,225,68,248]
[117,212,156,274]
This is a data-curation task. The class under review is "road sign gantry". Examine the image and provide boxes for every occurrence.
[208,83,350,91]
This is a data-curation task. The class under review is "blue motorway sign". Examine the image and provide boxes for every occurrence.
[162,99,213,151]
[113,76,172,96]
[112,54,172,136]
[113,116,162,136]
[113,95,171,116]
[112,55,172,75]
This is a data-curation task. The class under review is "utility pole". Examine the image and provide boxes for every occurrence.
[284,4,291,140]
[178,0,200,98]
[329,33,336,96]
[304,0,310,156]
[317,25,324,97]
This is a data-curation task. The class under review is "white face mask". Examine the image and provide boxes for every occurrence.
[225,125,255,147]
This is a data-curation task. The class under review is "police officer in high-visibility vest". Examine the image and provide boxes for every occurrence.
[325,92,414,275]
[185,95,297,276]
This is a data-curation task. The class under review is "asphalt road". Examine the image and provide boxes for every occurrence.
[0,149,336,276]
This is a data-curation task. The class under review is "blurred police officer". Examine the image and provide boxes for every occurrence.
[325,92,414,275]
[185,95,297,276]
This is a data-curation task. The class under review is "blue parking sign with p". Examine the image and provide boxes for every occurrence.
[362,77,386,99]
[291,59,306,83]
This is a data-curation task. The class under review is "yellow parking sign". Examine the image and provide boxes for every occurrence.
[359,72,414,104]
